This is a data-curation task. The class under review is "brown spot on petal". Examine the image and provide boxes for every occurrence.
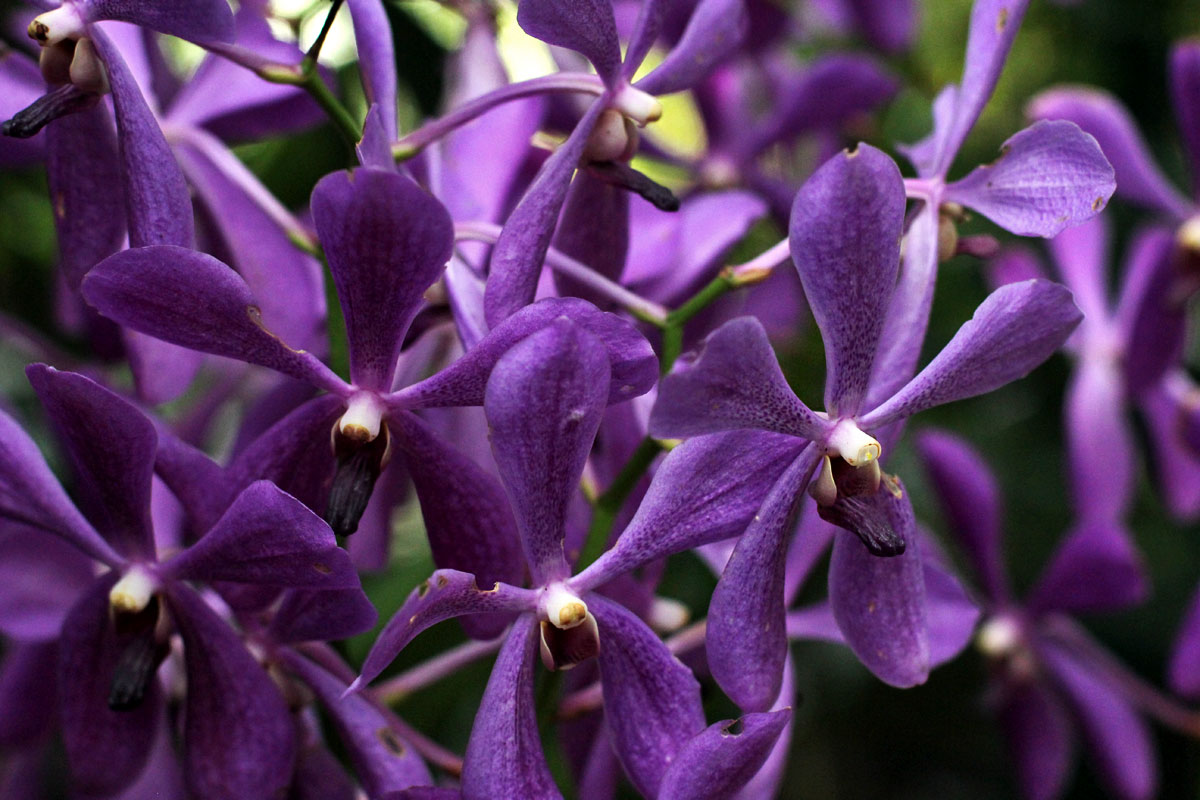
[417,580,431,598]
[1092,196,1105,211]
[479,582,500,594]
[996,7,1009,31]
[435,575,449,589]
[377,727,406,756]
[312,562,331,575]
[246,306,305,354]
[28,20,49,43]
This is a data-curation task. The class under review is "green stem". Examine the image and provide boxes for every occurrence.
[576,437,662,571]
[304,73,362,146]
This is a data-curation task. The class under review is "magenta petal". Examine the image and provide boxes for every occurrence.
[356,570,537,689]
[943,120,1115,237]
[636,0,747,97]
[1038,639,1157,800]
[1028,88,1192,219]
[461,616,560,800]
[485,102,606,327]
[27,364,156,560]
[915,430,1009,603]
[996,677,1075,800]
[1168,582,1200,697]
[83,0,234,42]
[862,280,1082,428]
[311,168,454,391]
[575,430,806,591]
[165,481,359,590]
[788,144,905,416]
[269,587,379,644]
[59,575,159,797]
[591,594,705,798]
[83,245,347,394]
[167,585,295,800]
[346,0,398,139]
[657,710,791,800]
[517,0,620,87]
[828,496,930,688]
[285,653,433,795]
[486,319,610,583]
[0,406,118,566]
[1027,522,1147,615]
[393,297,656,410]
[1065,356,1135,521]
[706,447,819,712]
[649,317,828,440]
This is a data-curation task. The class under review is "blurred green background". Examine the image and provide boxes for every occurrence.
[3,0,1200,797]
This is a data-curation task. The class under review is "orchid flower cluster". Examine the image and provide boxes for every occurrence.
[0,0,1198,798]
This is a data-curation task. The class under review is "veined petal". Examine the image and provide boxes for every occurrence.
[391,297,657,409]
[485,101,606,327]
[591,594,705,798]
[83,245,348,394]
[658,711,790,800]
[164,481,359,590]
[1027,522,1147,615]
[916,430,1010,603]
[27,365,157,560]
[486,320,607,583]
[649,317,828,441]
[862,280,1082,428]
[706,446,819,712]
[574,430,806,592]
[0,404,118,567]
[82,0,234,42]
[943,120,1115,237]
[311,168,454,391]
[284,653,432,796]
[517,0,620,87]
[828,492,929,688]
[461,616,560,800]
[355,570,537,690]
[166,585,295,800]
[636,0,747,97]
[788,144,905,416]
[346,0,398,140]
[1028,87,1192,220]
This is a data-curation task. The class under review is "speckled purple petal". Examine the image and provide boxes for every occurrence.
[167,584,295,800]
[83,0,234,42]
[346,0,398,139]
[0,406,117,566]
[45,105,126,290]
[1027,521,1147,615]
[165,481,359,590]
[592,594,705,798]
[916,429,1009,603]
[1038,638,1157,800]
[996,676,1075,800]
[636,0,747,96]
[461,616,560,800]
[485,101,606,327]
[391,297,657,409]
[83,245,348,394]
[863,280,1082,428]
[26,364,156,560]
[574,430,806,592]
[828,492,929,688]
[485,320,607,583]
[788,144,905,416]
[388,412,524,629]
[658,710,790,800]
[517,0,620,86]
[650,317,828,440]
[59,575,159,797]
[707,447,819,712]
[1028,88,1192,219]
[312,168,453,390]
[355,570,537,690]
[286,652,432,796]
[944,120,1115,237]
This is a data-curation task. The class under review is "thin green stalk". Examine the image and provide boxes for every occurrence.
[575,437,663,571]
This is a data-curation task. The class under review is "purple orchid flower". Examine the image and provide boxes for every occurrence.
[876,0,1114,406]
[648,144,1081,705]
[0,364,362,799]
[483,0,749,325]
[351,318,790,799]
[1028,39,1200,395]
[917,430,1167,800]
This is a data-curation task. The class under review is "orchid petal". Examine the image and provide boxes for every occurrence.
[637,0,747,96]
[517,0,620,87]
